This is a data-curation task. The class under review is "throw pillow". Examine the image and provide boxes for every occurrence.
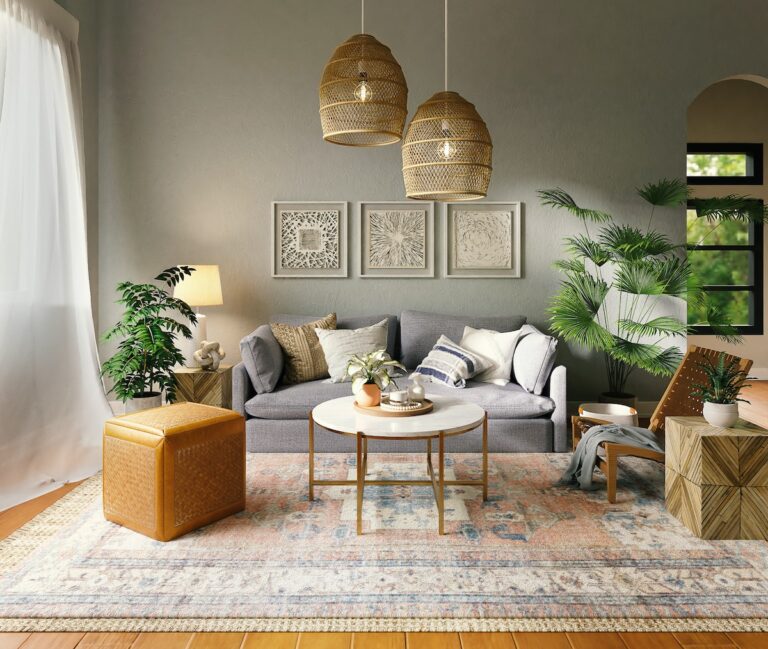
[459,325,521,386]
[270,313,336,385]
[513,324,558,395]
[413,335,492,388]
[315,319,389,383]
[239,324,284,394]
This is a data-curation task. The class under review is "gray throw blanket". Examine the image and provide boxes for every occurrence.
[560,424,663,490]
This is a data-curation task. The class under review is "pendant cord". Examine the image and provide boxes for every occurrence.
[361,0,365,34]
[444,0,448,91]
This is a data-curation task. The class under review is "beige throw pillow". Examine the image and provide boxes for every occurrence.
[270,313,336,384]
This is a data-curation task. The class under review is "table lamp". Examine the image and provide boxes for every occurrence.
[174,264,223,368]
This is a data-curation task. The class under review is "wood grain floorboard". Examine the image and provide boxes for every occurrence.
[0,482,82,540]
[17,634,85,649]
[620,633,683,649]
[405,633,461,649]
[0,635,30,649]
[739,381,768,429]
[241,632,298,649]
[351,633,405,649]
[76,634,138,648]
[728,633,768,649]
[296,633,352,649]
[186,634,244,649]
[459,633,517,649]
[512,632,572,649]
[673,633,735,647]
[130,633,195,649]
[567,632,627,649]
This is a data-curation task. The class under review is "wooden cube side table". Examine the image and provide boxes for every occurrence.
[665,416,768,540]
[173,365,232,409]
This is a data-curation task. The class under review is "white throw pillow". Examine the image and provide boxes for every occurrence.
[459,326,521,386]
[316,319,389,383]
[512,324,558,395]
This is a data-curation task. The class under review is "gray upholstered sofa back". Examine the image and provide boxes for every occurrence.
[398,310,527,369]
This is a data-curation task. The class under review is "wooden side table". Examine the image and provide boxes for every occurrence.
[173,365,233,410]
[665,416,768,540]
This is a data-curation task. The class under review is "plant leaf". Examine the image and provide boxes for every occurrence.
[539,188,612,223]
[690,196,768,223]
[637,178,689,207]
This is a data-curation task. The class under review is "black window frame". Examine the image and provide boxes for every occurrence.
[686,199,764,335]
[687,142,763,185]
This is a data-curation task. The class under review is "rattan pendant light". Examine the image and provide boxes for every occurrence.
[402,0,492,200]
[319,0,408,146]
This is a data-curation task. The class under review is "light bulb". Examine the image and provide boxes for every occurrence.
[437,140,456,160]
[354,79,372,102]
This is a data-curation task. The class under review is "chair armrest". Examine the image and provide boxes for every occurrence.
[571,415,612,449]
[544,365,568,452]
[232,362,255,417]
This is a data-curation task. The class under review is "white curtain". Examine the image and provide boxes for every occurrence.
[0,0,110,511]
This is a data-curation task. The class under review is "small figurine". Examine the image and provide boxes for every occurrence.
[194,340,226,371]
[409,373,425,402]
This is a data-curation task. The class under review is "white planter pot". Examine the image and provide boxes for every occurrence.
[125,393,163,413]
[579,402,639,427]
[702,401,739,428]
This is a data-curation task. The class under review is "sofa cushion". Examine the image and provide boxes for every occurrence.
[270,313,336,384]
[271,314,398,359]
[400,310,527,370]
[413,335,492,388]
[244,377,554,420]
[239,324,284,394]
[316,319,389,382]
[513,324,558,395]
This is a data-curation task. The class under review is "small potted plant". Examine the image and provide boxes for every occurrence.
[346,349,406,407]
[691,352,753,428]
[101,266,198,412]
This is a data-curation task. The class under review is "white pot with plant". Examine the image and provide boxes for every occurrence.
[346,349,406,408]
[692,352,753,428]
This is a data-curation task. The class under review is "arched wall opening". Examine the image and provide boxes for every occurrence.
[686,74,768,377]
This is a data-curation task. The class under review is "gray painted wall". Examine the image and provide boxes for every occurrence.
[65,0,768,400]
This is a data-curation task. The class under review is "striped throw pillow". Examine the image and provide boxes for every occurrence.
[413,335,492,388]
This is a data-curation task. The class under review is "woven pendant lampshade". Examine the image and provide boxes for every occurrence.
[319,33,408,146]
[402,91,492,201]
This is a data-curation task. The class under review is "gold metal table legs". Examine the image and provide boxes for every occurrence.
[308,413,489,535]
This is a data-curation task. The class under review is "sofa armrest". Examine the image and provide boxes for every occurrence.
[232,362,255,417]
[545,365,568,452]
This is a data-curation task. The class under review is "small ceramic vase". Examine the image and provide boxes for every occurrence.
[409,374,425,402]
[357,383,381,407]
[703,401,739,428]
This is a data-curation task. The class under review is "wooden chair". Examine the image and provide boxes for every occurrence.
[572,345,753,503]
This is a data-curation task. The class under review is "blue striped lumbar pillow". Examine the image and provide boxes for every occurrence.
[413,335,492,388]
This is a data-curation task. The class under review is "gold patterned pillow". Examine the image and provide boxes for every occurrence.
[270,313,337,385]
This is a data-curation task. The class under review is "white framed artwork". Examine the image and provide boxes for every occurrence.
[360,201,435,278]
[271,201,348,278]
[444,202,522,278]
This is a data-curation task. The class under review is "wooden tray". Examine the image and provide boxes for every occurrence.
[354,399,434,417]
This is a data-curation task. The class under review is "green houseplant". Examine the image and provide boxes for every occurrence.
[346,349,406,407]
[539,179,766,404]
[691,352,753,428]
[101,266,197,412]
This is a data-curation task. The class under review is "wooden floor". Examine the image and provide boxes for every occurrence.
[3,383,768,648]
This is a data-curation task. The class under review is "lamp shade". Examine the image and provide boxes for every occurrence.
[402,91,492,201]
[319,34,408,146]
[174,265,223,307]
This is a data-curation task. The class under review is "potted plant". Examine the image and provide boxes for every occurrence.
[539,179,764,405]
[346,349,406,407]
[101,266,198,412]
[692,352,753,428]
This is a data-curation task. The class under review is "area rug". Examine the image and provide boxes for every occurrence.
[1,453,768,632]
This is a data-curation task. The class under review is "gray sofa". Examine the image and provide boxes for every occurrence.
[233,310,567,453]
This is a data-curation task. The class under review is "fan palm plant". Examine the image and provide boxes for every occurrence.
[539,179,767,398]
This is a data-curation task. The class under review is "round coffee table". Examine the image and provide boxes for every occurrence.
[309,395,488,535]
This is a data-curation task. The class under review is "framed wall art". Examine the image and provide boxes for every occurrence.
[444,202,522,278]
[360,201,435,278]
[271,201,348,277]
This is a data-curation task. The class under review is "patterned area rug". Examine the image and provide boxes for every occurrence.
[1,453,768,632]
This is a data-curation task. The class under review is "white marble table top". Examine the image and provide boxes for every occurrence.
[311,395,486,438]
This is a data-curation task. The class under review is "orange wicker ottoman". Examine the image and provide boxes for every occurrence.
[103,402,245,541]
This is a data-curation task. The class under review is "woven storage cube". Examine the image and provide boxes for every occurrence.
[103,402,245,541]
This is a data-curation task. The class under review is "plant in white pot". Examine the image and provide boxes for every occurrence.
[101,266,198,412]
[346,349,406,408]
[691,352,753,428]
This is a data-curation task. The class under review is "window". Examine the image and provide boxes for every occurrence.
[686,201,764,334]
[687,143,763,185]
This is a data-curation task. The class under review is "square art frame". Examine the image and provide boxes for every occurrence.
[359,201,435,278]
[271,201,348,278]
[445,202,522,278]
